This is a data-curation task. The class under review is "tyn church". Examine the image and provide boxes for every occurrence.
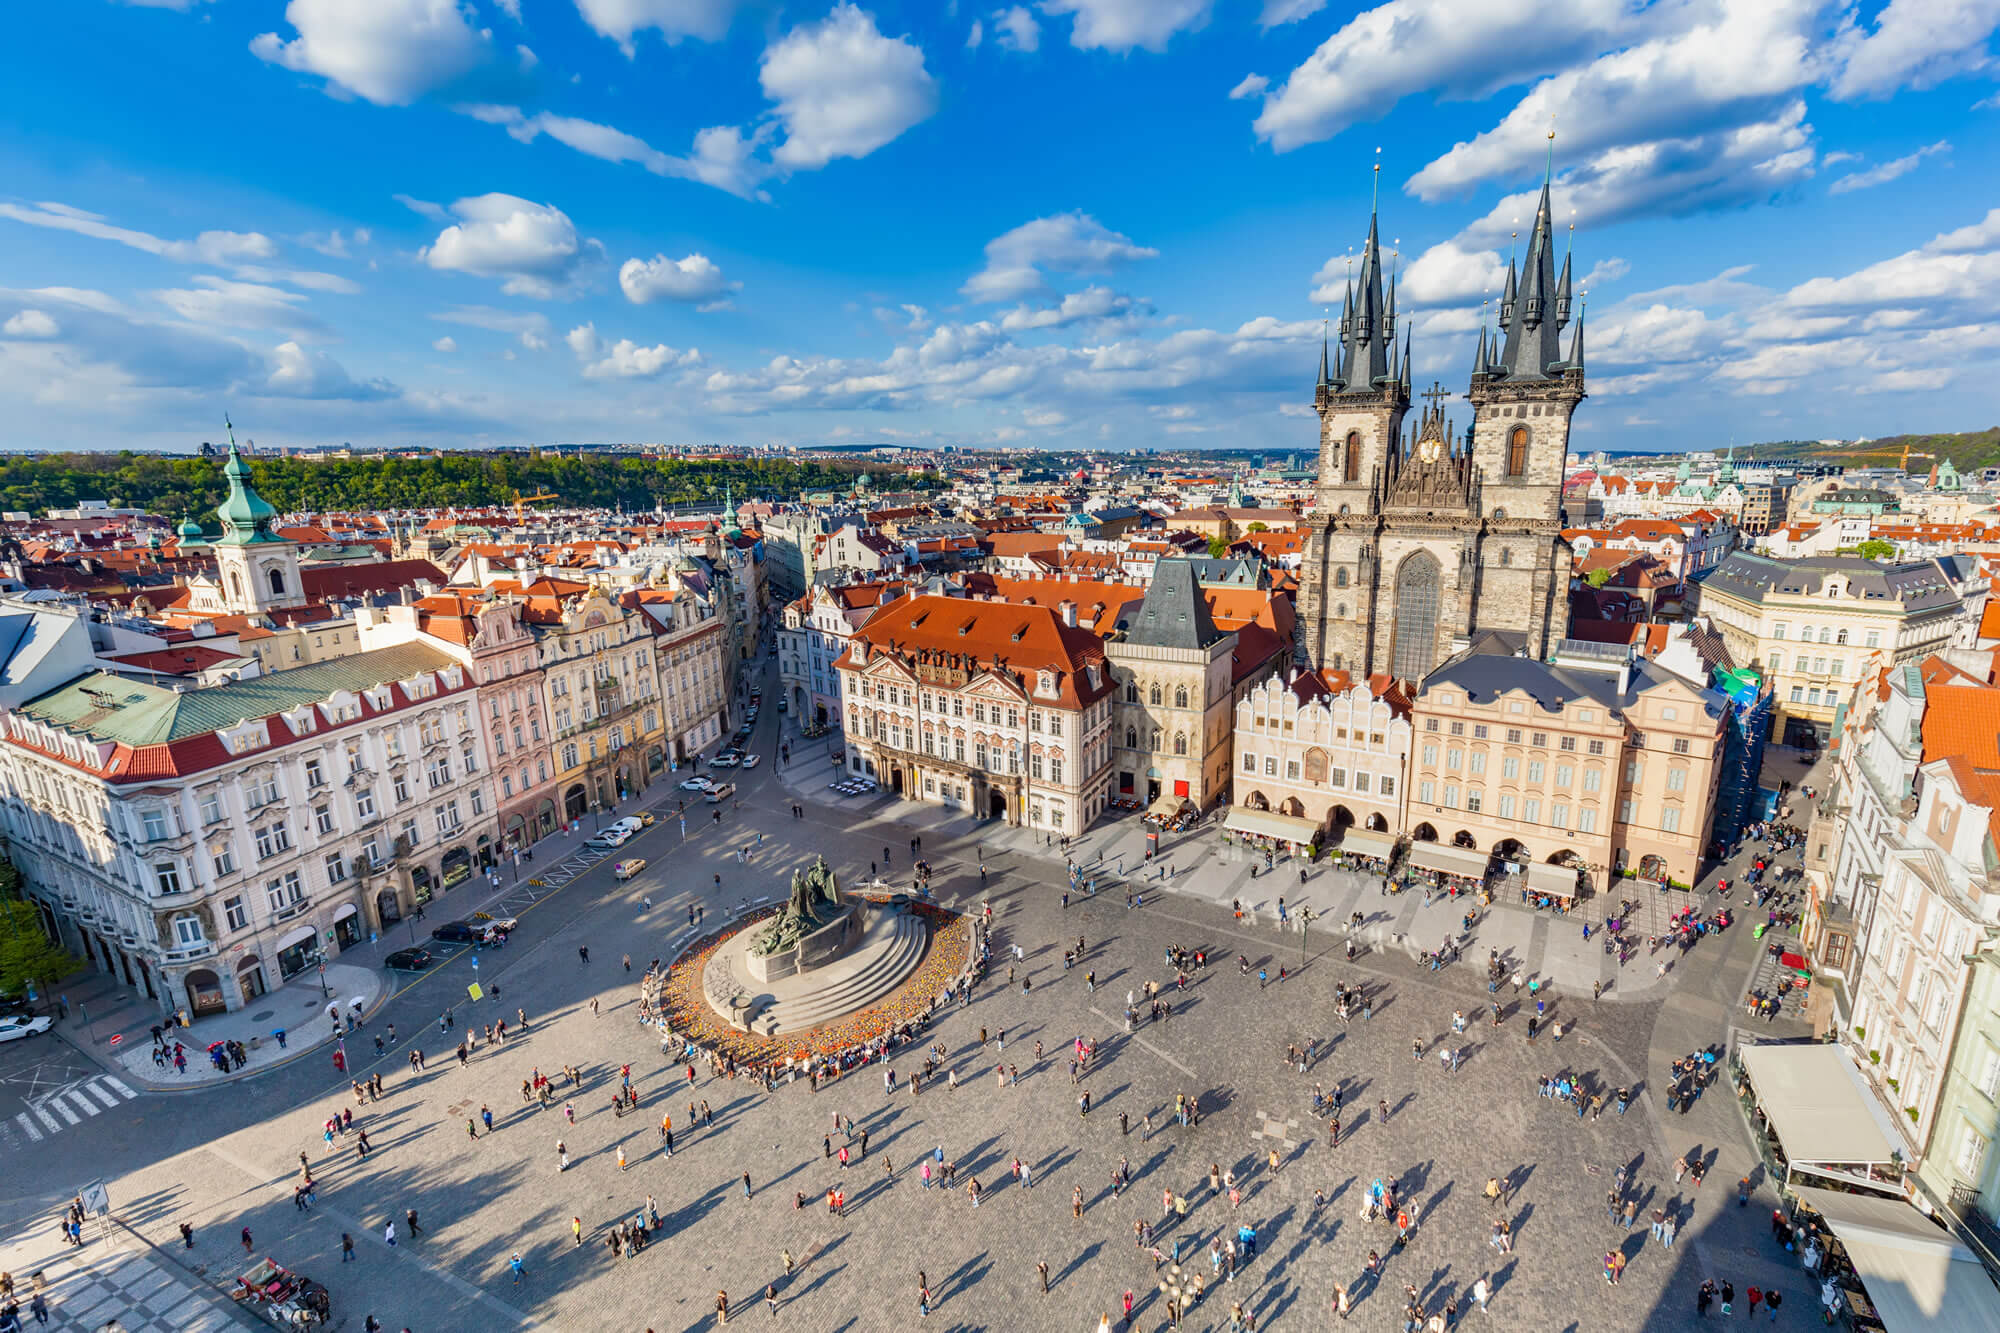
[1298,175,1586,681]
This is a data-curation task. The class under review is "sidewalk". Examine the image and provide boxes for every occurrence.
[74,964,388,1088]
[0,1218,251,1333]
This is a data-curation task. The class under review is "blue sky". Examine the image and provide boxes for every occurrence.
[1,0,1996,455]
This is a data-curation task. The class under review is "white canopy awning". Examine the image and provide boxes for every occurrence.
[276,925,316,951]
[1792,1186,2000,1333]
[1409,843,1488,878]
[1738,1042,1903,1167]
[1225,806,1322,845]
[1528,861,1581,897]
[331,904,358,923]
[1149,793,1189,818]
[1336,830,1397,860]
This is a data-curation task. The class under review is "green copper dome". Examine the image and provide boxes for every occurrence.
[212,444,284,547]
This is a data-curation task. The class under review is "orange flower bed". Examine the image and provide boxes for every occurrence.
[660,899,968,1067]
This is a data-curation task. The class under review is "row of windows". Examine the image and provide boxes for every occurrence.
[1244,749,1397,796]
[1773,623,1879,647]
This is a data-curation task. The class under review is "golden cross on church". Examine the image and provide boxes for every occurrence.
[1420,381,1451,411]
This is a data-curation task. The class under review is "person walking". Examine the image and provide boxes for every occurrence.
[572,1216,583,1246]
[509,1252,526,1285]
[341,1233,355,1263]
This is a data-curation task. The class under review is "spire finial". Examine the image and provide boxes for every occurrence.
[1545,119,1556,189]
[1372,146,1381,216]
[225,415,238,453]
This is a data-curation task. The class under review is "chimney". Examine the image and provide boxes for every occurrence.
[1060,601,1077,627]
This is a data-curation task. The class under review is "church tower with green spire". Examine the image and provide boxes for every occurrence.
[210,438,304,614]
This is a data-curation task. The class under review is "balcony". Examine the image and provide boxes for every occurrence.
[273,897,313,922]
[161,941,216,965]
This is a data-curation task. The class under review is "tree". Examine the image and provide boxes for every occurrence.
[0,862,81,1002]
[1206,535,1230,559]
[1586,568,1611,588]
[1854,539,1895,561]
[1247,522,1269,532]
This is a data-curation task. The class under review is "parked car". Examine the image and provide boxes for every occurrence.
[680,776,715,792]
[614,858,648,881]
[384,949,435,972]
[705,783,736,803]
[637,811,656,827]
[469,912,519,933]
[0,1014,53,1043]
[586,828,633,849]
[776,699,788,713]
[429,921,494,946]
[738,753,762,769]
[708,755,740,769]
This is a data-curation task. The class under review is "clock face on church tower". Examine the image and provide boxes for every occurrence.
[1416,433,1442,464]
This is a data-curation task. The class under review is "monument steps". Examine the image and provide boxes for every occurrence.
[751,911,930,1035]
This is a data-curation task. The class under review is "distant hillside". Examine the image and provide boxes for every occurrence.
[1739,427,2000,473]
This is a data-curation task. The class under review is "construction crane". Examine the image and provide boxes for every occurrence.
[511,491,558,523]
[1836,443,1935,472]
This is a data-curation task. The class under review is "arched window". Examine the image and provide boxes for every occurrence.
[228,571,244,601]
[1390,551,1442,680]
[1124,682,1139,702]
[1343,431,1361,482]
[1125,727,1137,748]
[1836,629,1848,645]
[1173,732,1187,755]
[1507,425,1528,476]
[1150,728,1162,750]
[1335,568,1349,588]
[267,566,286,596]
[1149,682,1162,705]
[1174,685,1188,708]
[1500,548,1512,567]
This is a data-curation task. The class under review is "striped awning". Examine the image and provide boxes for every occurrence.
[1335,830,1397,860]
[1224,806,1323,845]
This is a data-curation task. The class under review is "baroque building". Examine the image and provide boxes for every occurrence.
[1298,175,1584,681]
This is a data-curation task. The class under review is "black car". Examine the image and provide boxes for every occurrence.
[429,921,492,946]
[384,948,434,971]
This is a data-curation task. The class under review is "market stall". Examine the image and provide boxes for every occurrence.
[1734,1042,1906,1196]
[1790,1186,2000,1332]
[1406,842,1488,892]
[1526,860,1583,909]
[1223,806,1323,856]
[1331,829,1397,874]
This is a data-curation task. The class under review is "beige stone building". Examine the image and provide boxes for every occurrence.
[835,594,1116,831]
[1404,646,1725,895]
[1229,670,1412,854]
[1696,552,1986,747]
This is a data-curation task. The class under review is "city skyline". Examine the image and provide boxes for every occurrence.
[1,1,1996,454]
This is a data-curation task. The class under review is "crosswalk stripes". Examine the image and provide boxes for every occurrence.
[15,1075,139,1146]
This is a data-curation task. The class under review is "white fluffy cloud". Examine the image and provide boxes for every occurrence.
[1258,0,1325,25]
[470,107,777,201]
[1828,0,2000,99]
[0,201,274,265]
[572,0,739,56]
[432,335,458,353]
[1228,74,1268,101]
[566,322,702,378]
[1252,0,1628,152]
[1394,241,1506,308]
[153,277,328,338]
[992,6,1040,52]
[618,253,735,306]
[251,0,494,106]
[266,340,398,399]
[1828,139,1950,194]
[962,212,1159,301]
[999,286,1149,331]
[2,310,60,339]
[1408,1,1822,201]
[418,194,604,298]
[1040,0,1211,53]
[760,5,938,170]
